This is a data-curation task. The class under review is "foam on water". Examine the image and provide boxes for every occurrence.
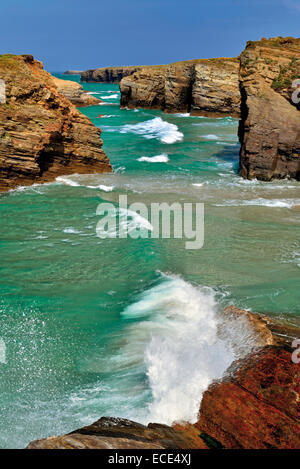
[216,198,300,208]
[120,274,260,425]
[119,117,183,144]
[137,154,169,163]
[100,94,119,99]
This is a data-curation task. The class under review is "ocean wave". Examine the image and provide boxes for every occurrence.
[87,184,115,192]
[175,113,190,117]
[100,94,119,99]
[137,154,169,163]
[96,206,153,238]
[120,274,261,425]
[202,134,219,140]
[215,198,300,208]
[56,176,81,187]
[120,117,184,144]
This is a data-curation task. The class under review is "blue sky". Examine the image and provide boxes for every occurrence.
[0,0,299,71]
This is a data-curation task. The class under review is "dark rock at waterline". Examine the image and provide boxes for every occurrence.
[27,307,300,450]
[63,70,83,75]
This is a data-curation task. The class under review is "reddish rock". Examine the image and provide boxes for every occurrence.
[197,346,300,449]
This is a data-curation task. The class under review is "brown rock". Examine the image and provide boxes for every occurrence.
[238,37,300,180]
[119,59,240,116]
[52,77,101,107]
[0,54,111,192]
[27,417,208,449]
[197,346,300,449]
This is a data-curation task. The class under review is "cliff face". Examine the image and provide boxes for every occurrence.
[119,59,241,116]
[238,37,300,180]
[0,54,111,192]
[27,307,300,450]
[81,66,143,83]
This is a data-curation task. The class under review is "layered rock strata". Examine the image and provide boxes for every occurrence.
[0,54,111,192]
[238,37,300,180]
[27,307,300,450]
[81,66,144,83]
[120,58,241,116]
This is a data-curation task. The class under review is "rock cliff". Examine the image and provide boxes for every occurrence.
[52,77,101,106]
[120,58,241,116]
[27,307,300,450]
[81,66,144,83]
[238,37,300,180]
[0,54,111,192]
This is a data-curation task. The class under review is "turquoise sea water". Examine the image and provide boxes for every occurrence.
[0,75,299,448]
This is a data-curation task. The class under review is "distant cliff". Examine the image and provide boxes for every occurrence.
[0,54,111,192]
[238,37,300,181]
[81,66,144,83]
[27,307,300,449]
[120,58,241,117]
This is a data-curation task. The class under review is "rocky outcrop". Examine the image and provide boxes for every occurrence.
[238,37,300,180]
[27,417,208,449]
[120,59,240,116]
[52,77,101,106]
[27,307,300,450]
[81,66,143,83]
[0,54,111,192]
[63,70,83,75]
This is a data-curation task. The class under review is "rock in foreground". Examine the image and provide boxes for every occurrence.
[27,308,300,450]
[0,54,111,192]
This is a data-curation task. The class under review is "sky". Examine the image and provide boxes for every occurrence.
[0,0,299,71]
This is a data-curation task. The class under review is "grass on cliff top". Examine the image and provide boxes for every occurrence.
[246,36,300,51]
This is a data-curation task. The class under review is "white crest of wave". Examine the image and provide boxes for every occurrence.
[96,206,153,237]
[121,274,259,425]
[56,176,80,187]
[216,198,300,208]
[120,117,183,144]
[137,154,169,163]
[203,134,219,140]
[100,94,119,99]
[87,184,115,192]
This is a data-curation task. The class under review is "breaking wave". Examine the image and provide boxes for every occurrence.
[120,117,183,144]
[215,198,300,209]
[137,154,169,163]
[120,274,260,425]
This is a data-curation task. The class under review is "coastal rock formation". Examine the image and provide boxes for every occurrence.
[27,417,208,449]
[81,66,143,83]
[238,37,300,180]
[119,59,240,116]
[63,70,83,75]
[0,54,111,192]
[52,77,101,106]
[27,307,300,450]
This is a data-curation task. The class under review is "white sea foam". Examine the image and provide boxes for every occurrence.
[137,154,169,163]
[175,113,190,117]
[120,117,183,144]
[100,94,119,99]
[63,227,82,234]
[56,176,80,187]
[120,274,260,425]
[96,206,153,238]
[87,184,115,192]
[192,183,204,187]
[203,134,219,140]
[216,198,300,208]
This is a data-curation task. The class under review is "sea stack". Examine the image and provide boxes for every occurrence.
[0,54,111,192]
